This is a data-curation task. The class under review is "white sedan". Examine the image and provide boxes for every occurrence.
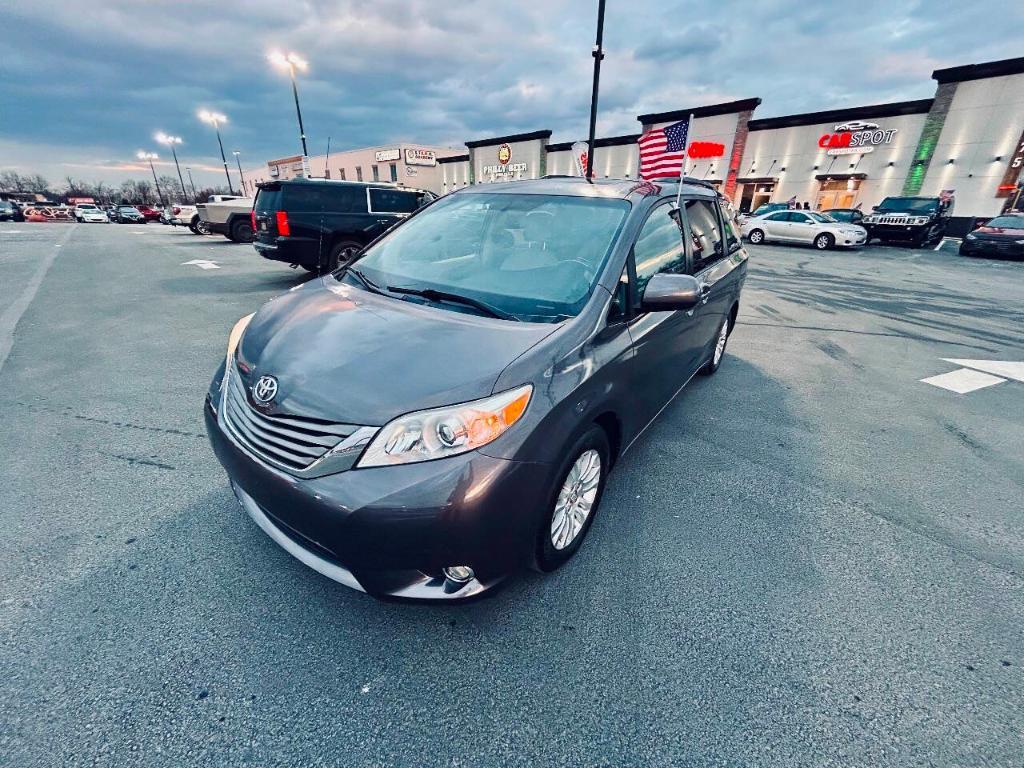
[741,209,867,250]
[74,204,109,223]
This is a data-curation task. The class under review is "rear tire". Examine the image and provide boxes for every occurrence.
[814,232,834,250]
[323,240,362,273]
[534,426,610,573]
[747,228,765,245]
[230,219,254,243]
[195,219,211,235]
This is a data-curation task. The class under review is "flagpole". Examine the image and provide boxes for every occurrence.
[585,0,607,181]
[674,112,695,211]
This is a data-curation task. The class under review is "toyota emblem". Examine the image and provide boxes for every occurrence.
[252,375,279,404]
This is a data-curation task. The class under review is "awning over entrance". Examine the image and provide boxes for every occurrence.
[815,172,868,181]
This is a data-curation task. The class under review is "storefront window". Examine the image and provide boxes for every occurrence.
[816,179,861,211]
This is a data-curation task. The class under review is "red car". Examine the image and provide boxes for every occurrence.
[959,213,1024,259]
[136,204,162,222]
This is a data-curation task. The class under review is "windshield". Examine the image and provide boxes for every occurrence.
[876,197,937,213]
[78,204,97,210]
[119,206,137,212]
[984,216,1024,228]
[351,192,630,323]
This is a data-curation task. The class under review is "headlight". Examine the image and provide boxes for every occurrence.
[226,313,255,361]
[966,233,977,240]
[1016,239,1024,245]
[357,384,533,468]
[221,313,254,388]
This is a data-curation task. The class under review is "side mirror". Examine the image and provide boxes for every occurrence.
[871,205,881,212]
[641,273,702,312]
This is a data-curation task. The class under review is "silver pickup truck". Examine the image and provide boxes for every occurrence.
[196,197,254,242]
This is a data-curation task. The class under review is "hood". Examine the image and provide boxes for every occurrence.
[236,277,559,426]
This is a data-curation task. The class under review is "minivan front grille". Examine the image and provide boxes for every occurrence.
[222,369,359,471]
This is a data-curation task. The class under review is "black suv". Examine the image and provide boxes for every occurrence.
[862,195,952,246]
[252,179,436,272]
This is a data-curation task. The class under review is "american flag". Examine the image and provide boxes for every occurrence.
[638,119,689,180]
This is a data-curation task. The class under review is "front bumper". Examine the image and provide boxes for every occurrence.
[866,223,929,241]
[959,238,1024,259]
[204,398,552,600]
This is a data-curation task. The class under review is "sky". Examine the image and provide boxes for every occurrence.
[2,0,1021,188]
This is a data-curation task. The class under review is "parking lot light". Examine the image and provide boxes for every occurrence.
[136,151,165,206]
[198,110,236,195]
[155,132,188,203]
[232,151,246,194]
[268,50,310,169]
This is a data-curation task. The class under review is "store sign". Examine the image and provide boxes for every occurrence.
[375,149,401,162]
[405,148,437,166]
[819,125,898,156]
[482,143,527,178]
[996,128,1024,198]
[687,141,725,159]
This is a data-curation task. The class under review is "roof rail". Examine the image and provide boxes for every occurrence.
[649,175,720,191]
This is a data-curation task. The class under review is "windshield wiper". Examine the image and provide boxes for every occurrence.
[386,285,519,321]
[345,266,389,296]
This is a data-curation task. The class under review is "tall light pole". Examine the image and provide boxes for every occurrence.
[137,151,165,205]
[585,0,607,180]
[198,109,235,194]
[155,132,187,202]
[185,167,198,202]
[232,151,247,194]
[269,51,310,173]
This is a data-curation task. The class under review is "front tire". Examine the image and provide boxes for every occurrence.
[747,228,765,245]
[699,316,730,376]
[195,219,211,235]
[814,232,834,250]
[535,426,610,572]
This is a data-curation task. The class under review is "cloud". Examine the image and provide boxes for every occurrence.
[1,0,1021,185]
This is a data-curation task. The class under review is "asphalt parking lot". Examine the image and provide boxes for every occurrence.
[1,222,1022,767]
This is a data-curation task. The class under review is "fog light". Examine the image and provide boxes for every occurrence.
[443,566,474,583]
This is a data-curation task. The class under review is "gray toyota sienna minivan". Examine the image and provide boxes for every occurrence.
[205,177,747,600]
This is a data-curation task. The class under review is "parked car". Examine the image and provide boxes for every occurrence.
[136,204,162,222]
[959,213,1024,259]
[205,177,747,600]
[862,196,952,246]
[822,207,865,225]
[73,203,109,223]
[163,204,197,227]
[741,209,867,250]
[197,197,254,242]
[252,179,437,273]
[110,206,146,224]
[0,199,23,221]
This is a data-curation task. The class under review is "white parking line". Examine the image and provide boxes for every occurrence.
[0,225,75,372]
[181,259,220,270]
[943,359,1024,383]
[920,368,1006,393]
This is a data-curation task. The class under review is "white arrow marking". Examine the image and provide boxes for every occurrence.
[921,368,1006,394]
[942,359,1024,384]
[181,259,220,270]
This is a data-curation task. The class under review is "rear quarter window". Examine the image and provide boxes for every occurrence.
[280,184,324,213]
[254,188,281,213]
[368,188,420,214]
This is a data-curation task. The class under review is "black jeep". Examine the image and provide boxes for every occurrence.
[862,196,953,247]
[252,179,436,273]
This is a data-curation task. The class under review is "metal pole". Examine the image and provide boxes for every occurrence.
[214,123,235,194]
[186,168,198,202]
[235,153,246,193]
[585,0,607,180]
[148,158,165,205]
[324,136,331,179]
[170,145,187,202]
[291,65,309,165]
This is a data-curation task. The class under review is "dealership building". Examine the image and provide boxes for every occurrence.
[252,56,1024,227]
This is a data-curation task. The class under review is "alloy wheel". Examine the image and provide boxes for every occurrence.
[550,449,602,550]
[713,319,728,366]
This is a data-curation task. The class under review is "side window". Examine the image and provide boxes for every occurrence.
[789,212,811,224]
[608,269,630,322]
[633,205,687,299]
[765,212,788,222]
[280,184,323,213]
[719,200,739,250]
[324,186,362,213]
[686,198,725,272]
